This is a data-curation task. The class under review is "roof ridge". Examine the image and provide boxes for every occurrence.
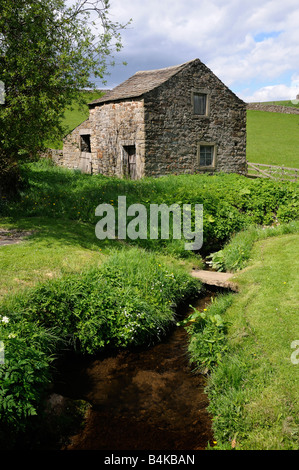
[134,60,195,75]
[88,59,199,107]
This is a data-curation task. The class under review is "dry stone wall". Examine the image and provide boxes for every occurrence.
[247,103,299,114]
[41,148,63,165]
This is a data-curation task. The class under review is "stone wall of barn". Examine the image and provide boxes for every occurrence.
[89,99,145,178]
[143,61,247,177]
[62,119,93,172]
[62,100,145,178]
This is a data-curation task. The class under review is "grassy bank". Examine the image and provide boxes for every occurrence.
[185,226,299,450]
[207,220,299,272]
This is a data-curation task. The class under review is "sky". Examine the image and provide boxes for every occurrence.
[90,0,299,103]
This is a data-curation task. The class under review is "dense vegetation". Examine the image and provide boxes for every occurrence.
[0,158,298,449]
[2,158,298,255]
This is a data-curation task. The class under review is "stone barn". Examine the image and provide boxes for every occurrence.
[62,59,247,179]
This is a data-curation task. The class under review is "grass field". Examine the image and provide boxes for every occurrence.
[246,109,299,168]
[0,217,104,299]
[204,230,299,450]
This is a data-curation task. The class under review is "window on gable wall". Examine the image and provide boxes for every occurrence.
[200,145,213,166]
[192,90,210,116]
[194,93,207,115]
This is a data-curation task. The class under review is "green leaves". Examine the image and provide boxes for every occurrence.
[0,318,60,431]
[182,295,233,374]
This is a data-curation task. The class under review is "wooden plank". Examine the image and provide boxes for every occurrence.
[247,162,299,182]
[248,162,299,171]
[248,163,275,179]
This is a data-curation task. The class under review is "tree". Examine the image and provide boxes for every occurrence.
[0,0,128,196]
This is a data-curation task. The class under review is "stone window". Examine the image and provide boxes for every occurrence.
[192,89,210,116]
[197,143,217,168]
[80,134,91,153]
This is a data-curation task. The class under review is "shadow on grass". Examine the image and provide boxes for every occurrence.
[0,216,129,253]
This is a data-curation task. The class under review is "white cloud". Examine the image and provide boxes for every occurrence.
[104,0,299,101]
[240,73,299,102]
[241,84,298,102]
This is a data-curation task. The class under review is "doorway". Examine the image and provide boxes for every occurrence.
[123,145,136,179]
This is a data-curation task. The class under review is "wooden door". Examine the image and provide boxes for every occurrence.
[123,145,136,179]
[79,152,92,174]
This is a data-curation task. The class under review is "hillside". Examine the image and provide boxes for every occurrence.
[46,90,104,149]
[246,108,299,168]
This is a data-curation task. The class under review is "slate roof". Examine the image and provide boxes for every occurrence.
[88,59,198,107]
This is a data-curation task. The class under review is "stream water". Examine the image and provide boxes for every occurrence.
[49,292,215,451]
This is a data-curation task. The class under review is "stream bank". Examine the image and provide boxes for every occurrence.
[42,291,217,451]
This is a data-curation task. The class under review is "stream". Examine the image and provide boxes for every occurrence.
[45,291,216,451]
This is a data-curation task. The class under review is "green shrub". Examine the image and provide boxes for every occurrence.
[2,161,298,257]
[1,248,199,363]
[0,316,60,446]
[178,294,233,373]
